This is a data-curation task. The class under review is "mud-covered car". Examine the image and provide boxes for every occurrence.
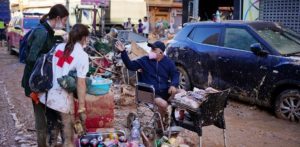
[166,21,300,121]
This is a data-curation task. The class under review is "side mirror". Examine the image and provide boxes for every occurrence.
[250,43,268,56]
[14,25,22,30]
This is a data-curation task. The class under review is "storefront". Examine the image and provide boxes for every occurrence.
[148,1,182,32]
[182,0,242,24]
[259,0,300,33]
[182,0,300,34]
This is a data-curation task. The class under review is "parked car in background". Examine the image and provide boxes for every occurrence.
[6,13,42,54]
[166,21,300,122]
[6,13,67,55]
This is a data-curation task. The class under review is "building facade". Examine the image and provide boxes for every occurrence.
[259,0,300,33]
[147,0,182,31]
[182,0,300,34]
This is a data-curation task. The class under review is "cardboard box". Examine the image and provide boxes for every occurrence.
[75,93,114,130]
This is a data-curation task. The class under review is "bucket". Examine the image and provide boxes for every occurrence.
[87,77,112,96]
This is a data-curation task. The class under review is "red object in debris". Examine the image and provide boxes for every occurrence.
[94,58,112,73]
[74,93,114,130]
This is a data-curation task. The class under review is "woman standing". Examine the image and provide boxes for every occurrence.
[39,24,89,146]
[21,4,69,147]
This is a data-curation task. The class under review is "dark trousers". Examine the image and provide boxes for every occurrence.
[0,29,5,41]
[32,101,47,147]
[45,106,74,147]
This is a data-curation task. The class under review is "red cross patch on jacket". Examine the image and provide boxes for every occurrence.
[55,50,74,68]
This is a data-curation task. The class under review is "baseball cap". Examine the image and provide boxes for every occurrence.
[147,41,166,52]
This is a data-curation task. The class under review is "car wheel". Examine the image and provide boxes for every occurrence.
[275,89,300,122]
[177,66,191,90]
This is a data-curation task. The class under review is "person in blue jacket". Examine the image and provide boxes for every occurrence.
[115,40,180,115]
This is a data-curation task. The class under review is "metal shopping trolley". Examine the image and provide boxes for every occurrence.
[171,89,231,147]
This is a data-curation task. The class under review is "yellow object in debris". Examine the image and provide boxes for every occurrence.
[169,137,177,145]
[161,143,172,147]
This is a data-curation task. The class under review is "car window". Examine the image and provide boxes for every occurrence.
[256,28,300,55]
[188,27,221,45]
[224,28,258,51]
[14,18,22,27]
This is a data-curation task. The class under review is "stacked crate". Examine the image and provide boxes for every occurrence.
[74,92,114,132]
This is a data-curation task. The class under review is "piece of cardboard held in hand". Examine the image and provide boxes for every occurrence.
[74,92,114,132]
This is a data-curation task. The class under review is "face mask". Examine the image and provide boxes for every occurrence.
[148,52,157,59]
[82,43,87,49]
[55,19,64,30]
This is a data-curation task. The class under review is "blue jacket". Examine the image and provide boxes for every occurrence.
[121,51,179,94]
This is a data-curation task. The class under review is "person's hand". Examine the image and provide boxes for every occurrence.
[79,112,87,122]
[77,107,86,122]
[168,86,177,95]
[115,40,125,52]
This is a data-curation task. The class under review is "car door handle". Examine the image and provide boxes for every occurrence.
[218,57,230,63]
[260,66,268,70]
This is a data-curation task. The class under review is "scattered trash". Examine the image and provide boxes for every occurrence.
[174,87,220,109]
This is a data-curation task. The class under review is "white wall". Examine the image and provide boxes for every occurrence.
[110,0,147,24]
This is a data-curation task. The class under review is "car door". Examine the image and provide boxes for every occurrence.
[217,26,271,102]
[14,18,23,49]
[186,26,222,89]
[7,18,15,43]
[12,17,22,48]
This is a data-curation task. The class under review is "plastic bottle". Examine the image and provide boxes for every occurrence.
[216,10,221,23]
[80,137,90,147]
[90,138,99,147]
[131,118,141,141]
[155,136,170,147]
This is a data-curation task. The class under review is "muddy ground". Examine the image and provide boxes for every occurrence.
[0,46,299,147]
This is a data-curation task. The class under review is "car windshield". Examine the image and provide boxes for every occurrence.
[253,23,300,55]
[23,18,40,29]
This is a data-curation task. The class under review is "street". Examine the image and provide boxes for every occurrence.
[0,46,299,147]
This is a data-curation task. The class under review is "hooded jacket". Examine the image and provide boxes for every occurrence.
[121,51,179,96]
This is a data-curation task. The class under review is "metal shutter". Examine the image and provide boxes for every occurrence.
[259,0,300,33]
